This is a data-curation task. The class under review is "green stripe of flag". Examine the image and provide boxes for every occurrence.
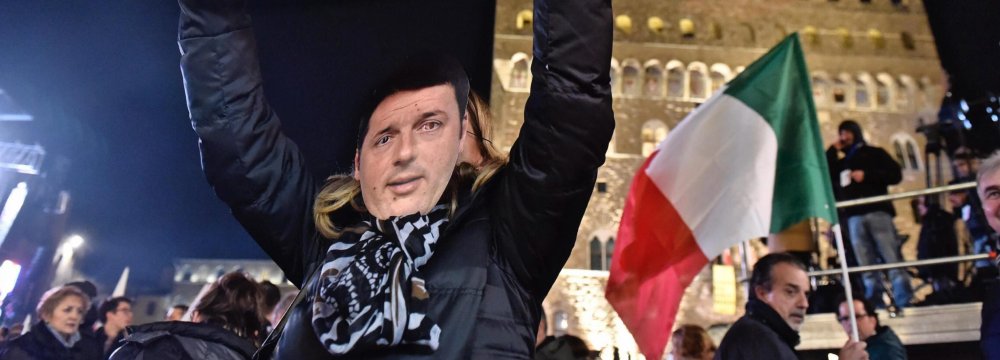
[722,33,839,233]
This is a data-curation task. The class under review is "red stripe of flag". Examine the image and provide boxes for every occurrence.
[606,151,710,360]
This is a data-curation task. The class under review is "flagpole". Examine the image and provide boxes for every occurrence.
[832,224,860,341]
[738,241,751,300]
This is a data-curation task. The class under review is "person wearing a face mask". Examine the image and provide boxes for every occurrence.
[0,285,102,360]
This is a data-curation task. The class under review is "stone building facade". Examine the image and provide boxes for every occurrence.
[490,0,944,357]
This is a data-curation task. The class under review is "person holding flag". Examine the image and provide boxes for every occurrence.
[714,253,868,360]
[606,33,866,359]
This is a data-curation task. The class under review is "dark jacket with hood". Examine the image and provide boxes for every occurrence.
[826,121,903,218]
[176,0,613,358]
[865,326,906,360]
[714,298,800,360]
[108,322,255,360]
[0,321,102,360]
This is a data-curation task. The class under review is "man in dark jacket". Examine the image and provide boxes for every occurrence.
[177,0,613,358]
[715,253,868,360]
[827,120,912,307]
[977,152,1000,359]
[838,297,907,360]
[95,297,132,359]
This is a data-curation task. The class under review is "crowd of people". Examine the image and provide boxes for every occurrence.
[0,273,297,360]
[2,0,999,356]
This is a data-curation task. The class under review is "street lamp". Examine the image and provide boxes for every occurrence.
[53,234,85,286]
[64,234,84,252]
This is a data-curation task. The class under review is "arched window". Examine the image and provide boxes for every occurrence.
[832,76,849,106]
[875,73,895,110]
[666,60,685,99]
[898,75,917,111]
[855,74,872,109]
[905,141,920,171]
[919,77,935,110]
[643,60,664,98]
[641,120,669,157]
[588,229,616,271]
[890,133,922,171]
[812,72,831,108]
[892,140,906,166]
[510,53,530,90]
[589,237,603,270]
[709,63,731,94]
[622,59,642,96]
[687,62,709,101]
[604,238,615,271]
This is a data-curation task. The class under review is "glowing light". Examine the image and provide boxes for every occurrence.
[65,235,84,251]
[0,260,21,303]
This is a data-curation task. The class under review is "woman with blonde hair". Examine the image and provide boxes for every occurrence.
[0,286,101,360]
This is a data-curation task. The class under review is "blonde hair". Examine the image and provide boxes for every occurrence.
[465,91,508,190]
[314,91,507,239]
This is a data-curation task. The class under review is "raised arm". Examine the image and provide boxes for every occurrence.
[178,0,321,286]
[493,0,615,296]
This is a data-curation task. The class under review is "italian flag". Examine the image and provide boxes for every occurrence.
[605,34,839,359]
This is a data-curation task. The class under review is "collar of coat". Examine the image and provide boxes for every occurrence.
[745,298,801,348]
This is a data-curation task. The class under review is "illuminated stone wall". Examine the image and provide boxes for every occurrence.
[491,0,944,356]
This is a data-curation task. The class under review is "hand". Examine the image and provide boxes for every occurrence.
[833,140,845,151]
[850,170,865,183]
[838,340,869,360]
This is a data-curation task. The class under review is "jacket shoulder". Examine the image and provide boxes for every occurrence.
[716,318,796,360]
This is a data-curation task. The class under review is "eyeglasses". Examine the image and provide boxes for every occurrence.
[837,313,870,323]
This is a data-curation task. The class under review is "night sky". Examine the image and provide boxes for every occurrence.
[0,2,267,293]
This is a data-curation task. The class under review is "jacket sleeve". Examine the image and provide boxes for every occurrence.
[492,0,615,297]
[177,0,322,286]
[864,147,903,187]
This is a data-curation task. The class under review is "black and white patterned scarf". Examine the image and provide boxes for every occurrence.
[310,205,448,355]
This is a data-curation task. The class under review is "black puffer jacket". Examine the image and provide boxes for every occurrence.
[826,141,902,218]
[0,322,102,360]
[108,322,255,360]
[714,299,800,360]
[177,0,613,358]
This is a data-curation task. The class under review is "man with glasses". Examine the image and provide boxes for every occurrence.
[837,297,907,360]
[97,296,133,359]
[977,151,1000,359]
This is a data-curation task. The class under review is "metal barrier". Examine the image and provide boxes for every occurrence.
[804,181,983,277]
[835,181,976,209]
[808,253,990,277]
